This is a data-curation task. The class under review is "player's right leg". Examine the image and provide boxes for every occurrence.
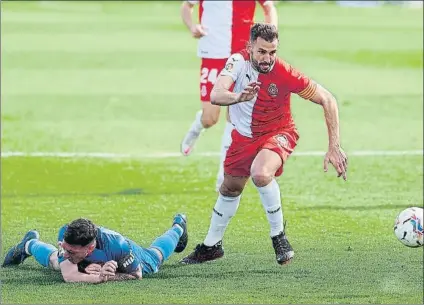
[126,214,188,275]
[181,129,255,264]
[148,214,188,262]
[2,230,59,270]
[181,99,221,156]
[180,174,249,264]
[181,58,226,156]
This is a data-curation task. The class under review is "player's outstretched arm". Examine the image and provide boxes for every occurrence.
[210,75,238,105]
[260,1,278,27]
[308,84,348,180]
[60,260,105,284]
[211,75,260,106]
[60,260,142,284]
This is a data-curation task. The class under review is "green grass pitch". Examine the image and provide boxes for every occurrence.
[1,1,423,304]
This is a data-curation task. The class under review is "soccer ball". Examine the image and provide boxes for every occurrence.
[393,207,423,248]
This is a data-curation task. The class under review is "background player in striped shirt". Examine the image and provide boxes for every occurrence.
[180,0,278,192]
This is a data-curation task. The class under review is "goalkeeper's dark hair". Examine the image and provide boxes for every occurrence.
[250,23,278,43]
[64,218,98,247]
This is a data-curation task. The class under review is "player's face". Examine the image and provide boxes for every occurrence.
[249,37,278,74]
[62,242,94,264]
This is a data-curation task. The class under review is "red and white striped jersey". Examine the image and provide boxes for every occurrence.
[220,50,317,138]
[188,0,269,59]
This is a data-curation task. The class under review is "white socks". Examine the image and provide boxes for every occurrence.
[256,179,284,237]
[203,193,241,246]
[203,179,283,245]
[191,110,204,134]
[216,121,234,191]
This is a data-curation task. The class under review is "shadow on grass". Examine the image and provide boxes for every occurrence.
[1,265,64,285]
[2,263,311,284]
[1,188,214,199]
[148,263,312,280]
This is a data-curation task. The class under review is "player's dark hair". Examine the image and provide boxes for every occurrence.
[64,218,98,247]
[250,23,278,43]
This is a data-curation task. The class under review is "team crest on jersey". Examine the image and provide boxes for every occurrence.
[275,135,288,148]
[267,83,278,97]
[225,63,233,72]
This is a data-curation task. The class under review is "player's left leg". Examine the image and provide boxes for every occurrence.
[181,58,227,157]
[250,132,298,265]
[2,230,59,270]
[180,174,249,265]
[181,103,221,156]
[148,214,188,264]
[180,129,253,265]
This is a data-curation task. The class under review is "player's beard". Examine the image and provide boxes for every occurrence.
[250,51,274,74]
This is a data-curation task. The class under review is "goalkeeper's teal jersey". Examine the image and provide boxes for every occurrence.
[57,225,161,275]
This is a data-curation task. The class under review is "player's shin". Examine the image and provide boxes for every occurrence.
[216,122,234,191]
[150,228,181,262]
[203,193,241,246]
[191,110,204,134]
[26,240,58,268]
[256,179,284,237]
[181,110,205,155]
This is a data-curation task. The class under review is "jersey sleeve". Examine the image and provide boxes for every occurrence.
[115,238,141,274]
[219,53,245,82]
[285,63,317,100]
[57,225,68,264]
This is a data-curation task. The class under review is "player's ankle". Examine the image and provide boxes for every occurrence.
[24,240,34,255]
[173,224,184,233]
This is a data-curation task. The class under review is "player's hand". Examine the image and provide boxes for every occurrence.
[324,146,348,181]
[190,24,207,38]
[236,81,261,103]
[85,263,102,275]
[99,260,118,281]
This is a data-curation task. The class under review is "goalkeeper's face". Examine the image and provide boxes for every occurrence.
[62,241,95,264]
[249,37,278,74]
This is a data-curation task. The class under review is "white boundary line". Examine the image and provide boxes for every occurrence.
[1,150,422,159]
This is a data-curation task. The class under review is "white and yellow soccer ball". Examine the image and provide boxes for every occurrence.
[394,207,423,248]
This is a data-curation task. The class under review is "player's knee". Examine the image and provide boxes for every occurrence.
[219,183,243,197]
[201,114,219,128]
[251,171,273,188]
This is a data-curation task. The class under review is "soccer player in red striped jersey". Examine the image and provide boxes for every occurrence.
[180,0,278,192]
[181,23,348,266]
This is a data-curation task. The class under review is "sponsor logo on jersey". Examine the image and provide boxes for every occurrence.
[122,252,135,268]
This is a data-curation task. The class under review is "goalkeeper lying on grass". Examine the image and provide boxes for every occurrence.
[2,214,188,283]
